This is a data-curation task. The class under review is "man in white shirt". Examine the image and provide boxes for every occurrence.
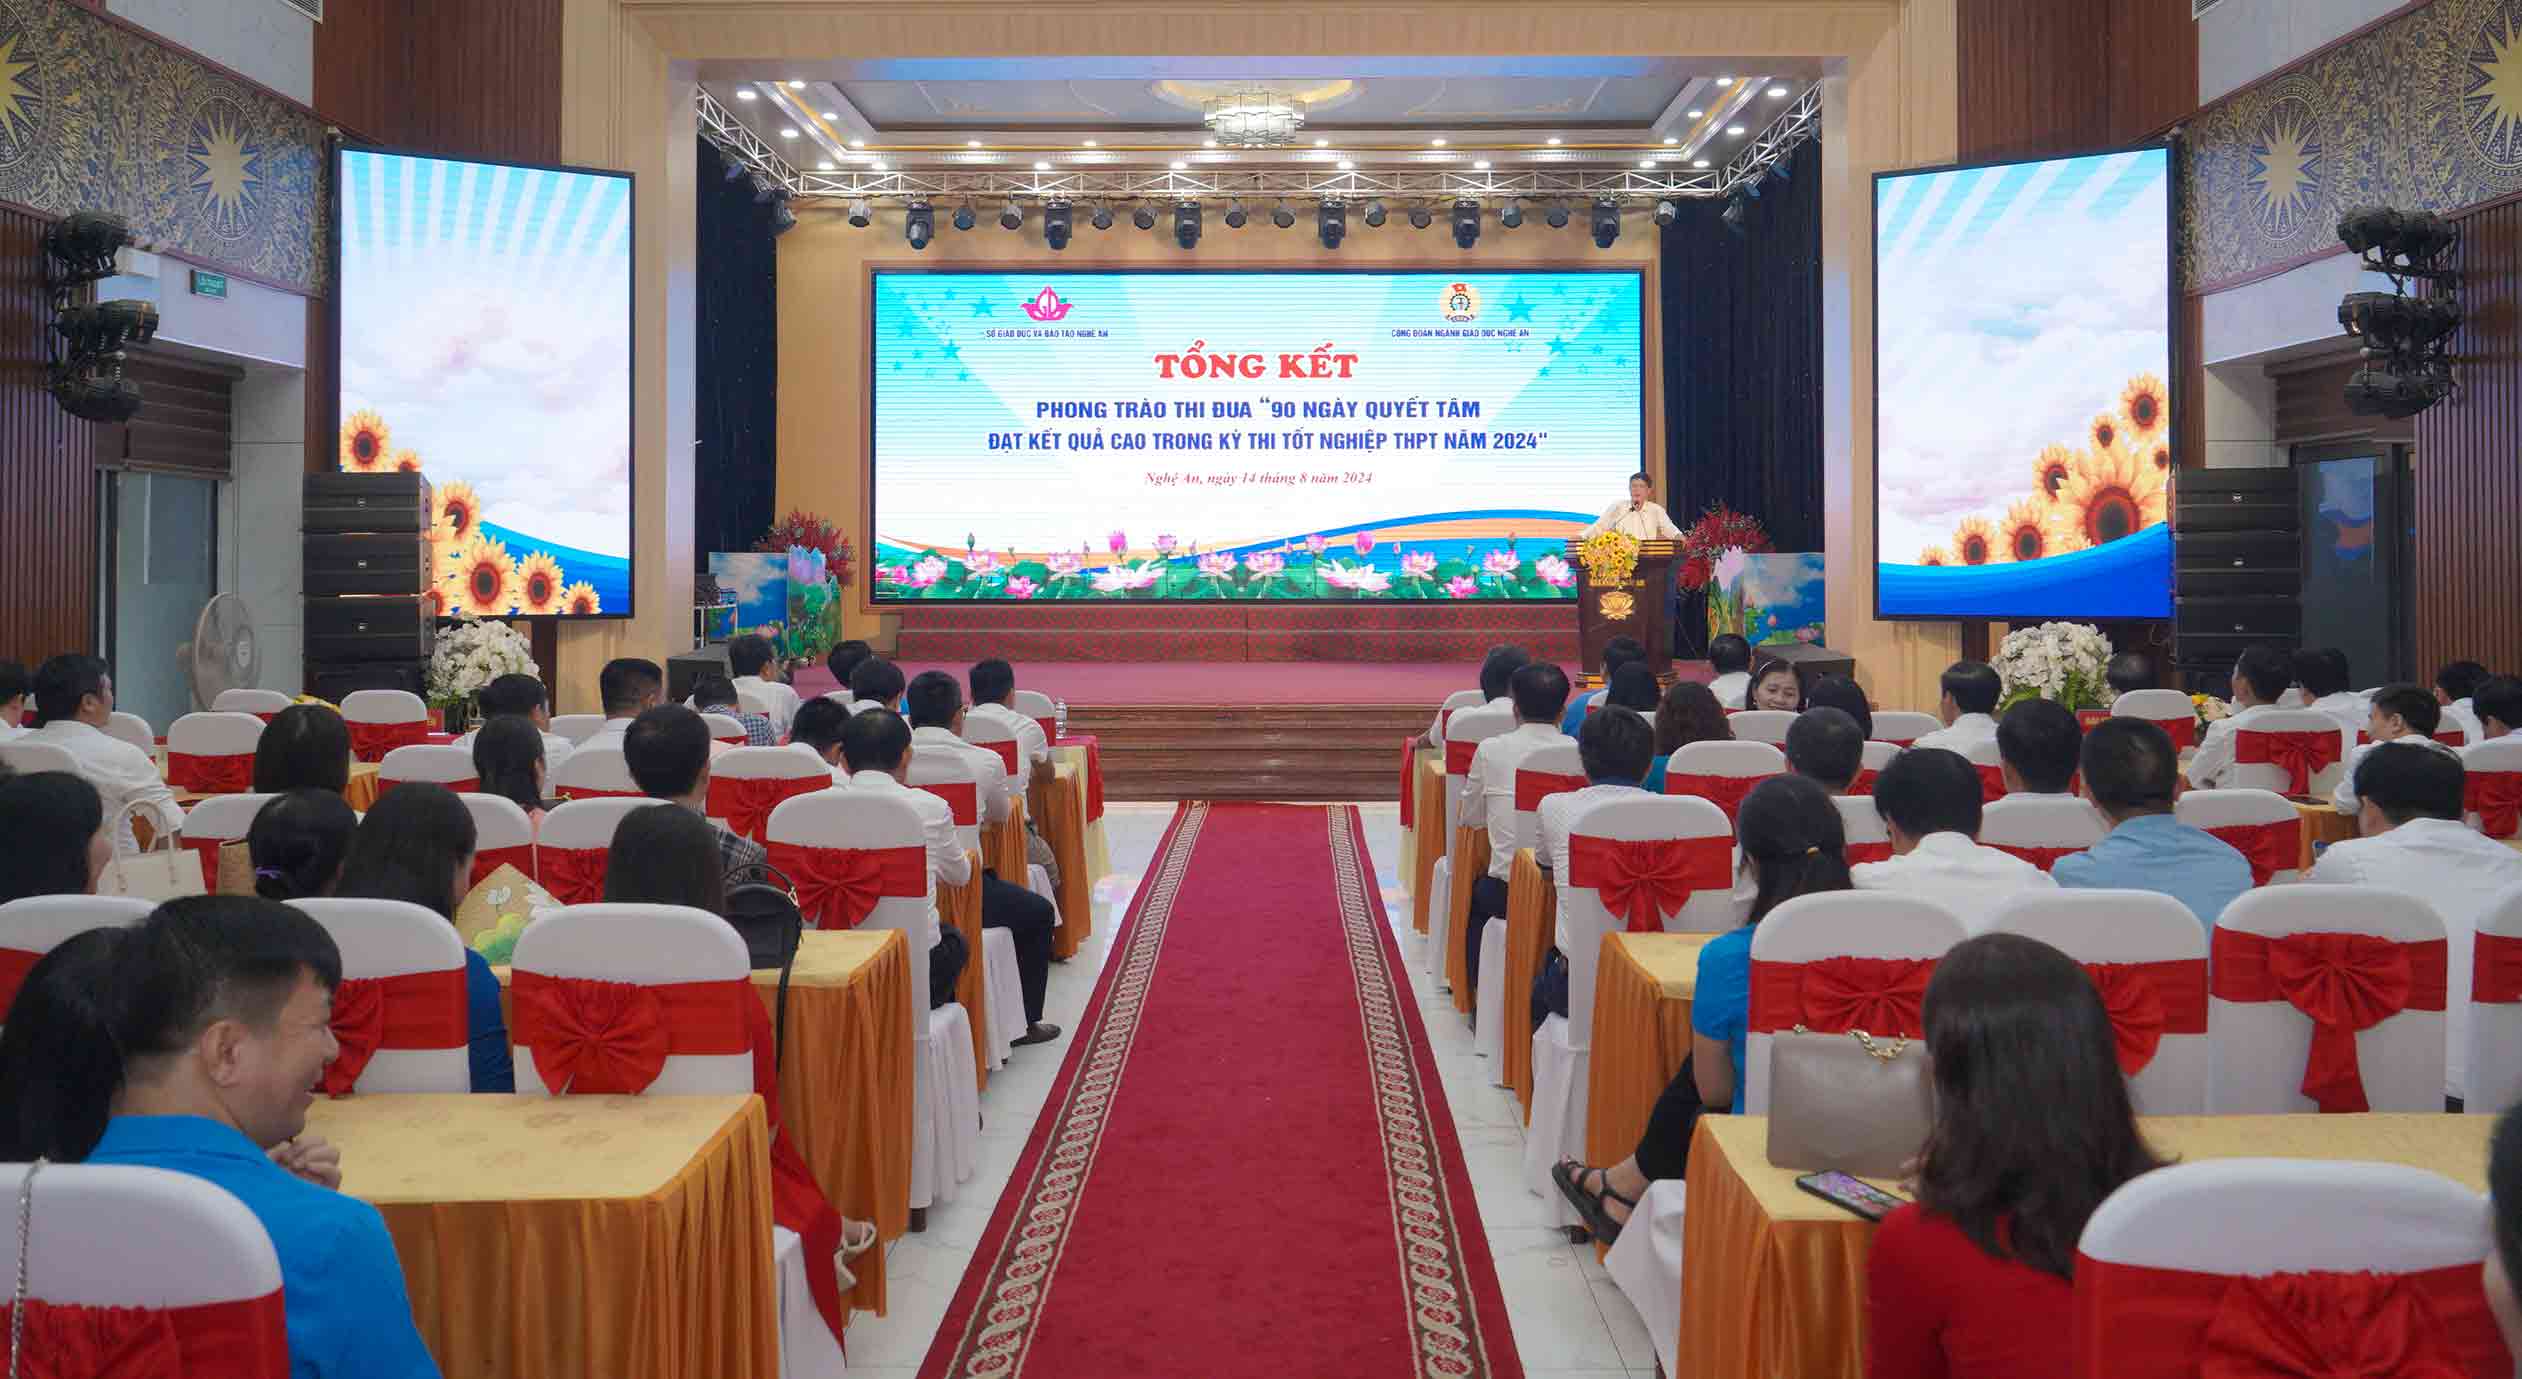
[728,634,802,741]
[905,670,1060,1046]
[2475,675,2522,745]
[835,707,970,1012]
[1908,660,2003,755]
[1534,706,1657,1021]
[2438,660,2492,745]
[964,658,1054,790]
[1706,636,1753,710]
[1851,746,2055,926]
[452,672,573,770]
[1581,472,1685,541]
[2295,647,2368,738]
[589,657,665,740]
[1463,661,1574,1016]
[2335,685,2455,815]
[0,659,26,741]
[2306,742,2522,1102]
[1996,698,2085,796]
[29,654,182,850]
[1784,707,1866,794]
[2183,643,2296,790]
[1424,645,1528,748]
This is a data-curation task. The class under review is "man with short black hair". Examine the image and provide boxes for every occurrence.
[89,897,440,1378]
[965,657,1055,788]
[0,658,27,738]
[2293,647,2364,736]
[1851,746,2054,914]
[2104,651,2155,700]
[825,639,873,701]
[1423,644,1530,747]
[1995,698,2082,794]
[2441,659,2493,743]
[454,671,574,767]
[1909,661,2003,754]
[1531,706,1657,1023]
[691,673,777,746]
[2053,718,2252,927]
[594,657,665,739]
[1783,706,1865,794]
[725,633,801,740]
[2309,742,2522,1101]
[1707,635,1753,710]
[1560,635,1646,736]
[1464,661,1575,1013]
[30,653,181,848]
[837,708,971,1011]
[2334,685,2451,815]
[2183,643,2299,789]
[2477,674,2522,742]
[905,670,1059,1045]
[622,704,766,878]
[850,656,909,715]
[789,696,852,765]
[1583,471,1684,540]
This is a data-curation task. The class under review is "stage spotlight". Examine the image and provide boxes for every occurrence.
[1224,199,1248,229]
[1044,201,1073,251]
[905,201,934,250]
[1408,204,1433,230]
[751,177,779,206]
[1175,201,1202,250]
[846,198,871,228]
[1451,200,1481,250]
[44,212,130,280]
[1091,202,1114,231]
[721,155,750,183]
[1768,157,1792,185]
[49,368,140,423]
[953,201,976,232]
[1590,199,1620,249]
[55,299,158,360]
[1544,201,1570,229]
[1363,200,1387,228]
[1720,195,1749,237]
[1271,200,1297,229]
[1318,201,1347,250]
[1499,198,1524,229]
[770,199,797,235]
[1132,202,1157,230]
[2337,206,2458,266]
[1654,199,1680,226]
[999,201,1023,231]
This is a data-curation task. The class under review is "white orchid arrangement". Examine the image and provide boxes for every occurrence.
[426,614,537,708]
[1991,620,2113,712]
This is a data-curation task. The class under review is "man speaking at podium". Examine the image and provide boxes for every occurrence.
[1584,472,1684,540]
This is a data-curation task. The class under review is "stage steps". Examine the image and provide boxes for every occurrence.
[1066,703,1428,803]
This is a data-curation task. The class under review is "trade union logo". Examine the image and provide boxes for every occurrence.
[1439,280,1482,324]
[1022,287,1074,322]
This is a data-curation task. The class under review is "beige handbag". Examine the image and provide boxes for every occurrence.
[1764,1026,1936,1178]
[96,802,208,905]
[215,839,257,896]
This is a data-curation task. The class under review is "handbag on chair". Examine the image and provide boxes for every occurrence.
[1764,1026,1935,1178]
[723,862,804,1069]
[97,803,208,905]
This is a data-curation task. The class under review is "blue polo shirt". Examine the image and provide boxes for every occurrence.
[86,1115,441,1379]
[2050,811,2255,929]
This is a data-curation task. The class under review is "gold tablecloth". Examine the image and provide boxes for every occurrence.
[1584,932,1714,1167]
[344,762,382,812]
[1032,760,1094,959]
[1052,743,1111,881]
[1445,825,1492,1014]
[943,847,989,1090]
[983,795,1030,882]
[2294,798,2358,868]
[1675,1112,2496,1379]
[306,1092,778,1379]
[1502,849,1556,1115]
[1409,753,1445,935]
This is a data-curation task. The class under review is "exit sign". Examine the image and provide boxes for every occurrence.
[189,269,227,299]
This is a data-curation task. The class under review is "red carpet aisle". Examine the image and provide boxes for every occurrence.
[919,802,1525,1378]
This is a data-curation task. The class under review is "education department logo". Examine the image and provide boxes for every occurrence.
[1439,281,1481,324]
[1022,287,1073,322]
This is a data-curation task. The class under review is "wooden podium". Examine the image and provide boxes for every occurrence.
[1566,538,1677,682]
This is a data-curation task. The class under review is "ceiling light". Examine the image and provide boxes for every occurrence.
[1408,204,1432,229]
[1686,108,1703,118]
[1768,84,1789,98]
[1083,140,1098,148]
[1722,195,1749,237]
[1664,136,1679,145]
[1170,160,1188,171]
[1473,159,1492,170]
[1431,138,1447,147]
[1639,160,1656,170]
[1000,201,1023,231]
[1654,199,1680,226]
[1716,76,1734,87]
[1591,199,1620,249]
[1544,201,1570,229]
[1132,203,1157,230]
[1203,138,1219,148]
[906,202,933,250]
[1044,201,1072,250]
[848,139,865,149]
[968,139,983,148]
[779,128,798,139]
[821,111,838,119]
[1204,88,1308,147]
[1728,125,1746,136]
[1452,200,1481,249]
[1175,201,1202,250]
[1318,201,1346,250]
[1546,137,1563,146]
[1091,202,1114,230]
[786,80,804,89]
[735,88,757,101]
[1692,158,1710,168]
[1499,198,1524,229]
[1034,160,1053,171]
[1224,199,1248,228]
[953,201,976,231]
[869,161,888,172]
[1271,200,1296,229]
[847,198,870,228]
[1363,199,1387,227]
[1336,159,1354,171]
[818,161,835,171]
[769,202,795,235]
[1314,137,1330,147]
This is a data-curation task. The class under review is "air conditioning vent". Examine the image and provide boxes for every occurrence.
[275,0,321,19]
[2192,0,2226,17]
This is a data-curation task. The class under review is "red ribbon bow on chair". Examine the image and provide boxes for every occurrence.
[2466,771,2522,838]
[916,779,980,827]
[2476,932,2522,1003]
[1664,771,1765,824]
[510,973,672,1094]
[468,844,536,888]
[1973,763,2006,803]
[764,841,927,929]
[164,752,252,794]
[2081,959,2207,1076]
[1748,955,1934,1036]
[1565,833,1732,932]
[0,1294,292,1379]
[706,773,826,842]
[1444,739,1479,775]
[1847,768,1878,796]
[1992,842,2084,872]
[2206,819,2300,887]
[978,738,1021,775]
[2211,930,2446,1112]
[2200,1270,2472,1379]
[321,969,471,1095]
[536,845,608,904]
[2234,729,2342,798]
[345,719,429,764]
[1514,769,1589,813]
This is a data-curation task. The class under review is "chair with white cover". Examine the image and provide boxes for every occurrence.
[212,687,295,720]
[1522,792,1736,1225]
[457,792,537,886]
[1726,709,1796,746]
[1833,794,1893,865]
[1869,710,1943,747]
[1847,739,1898,797]
[701,711,750,746]
[0,1163,291,1377]
[2207,885,2447,1113]
[2463,737,2522,842]
[550,741,642,801]
[288,897,473,1093]
[1432,687,1483,740]
[2465,884,2522,1115]
[1978,794,2108,872]
[820,688,854,707]
[1743,890,1969,1114]
[1478,740,1585,1066]
[1958,738,2008,803]
[960,712,1025,779]
[908,749,1023,1067]
[340,688,432,763]
[1011,688,1061,744]
[0,894,152,1019]
[734,687,774,718]
[1985,888,2210,1112]
[2070,1159,2508,1377]
[2108,687,2199,753]
[378,743,479,795]
[705,745,832,843]
[2173,787,2303,885]
[547,713,604,745]
[1660,740,1785,827]
[164,711,265,795]
[176,792,276,892]
[0,738,75,777]
[104,710,155,754]
[765,790,980,1209]
[2224,707,2354,799]
[533,797,664,904]
[1429,701,1514,983]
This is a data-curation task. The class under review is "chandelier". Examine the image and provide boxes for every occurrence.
[1203,89,1307,148]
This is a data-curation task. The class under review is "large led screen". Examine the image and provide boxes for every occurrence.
[869,270,1644,602]
[1875,147,2174,619]
[336,148,633,617]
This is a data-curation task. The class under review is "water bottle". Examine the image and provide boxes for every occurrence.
[1054,698,1069,739]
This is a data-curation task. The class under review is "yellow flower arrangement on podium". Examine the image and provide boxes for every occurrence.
[1577,529,1641,623]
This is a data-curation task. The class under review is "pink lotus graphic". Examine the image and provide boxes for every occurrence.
[1400,551,1438,579]
[1196,551,1236,579]
[1353,531,1376,555]
[1244,551,1286,579]
[1023,288,1073,322]
[1006,575,1039,600]
[1444,575,1479,599]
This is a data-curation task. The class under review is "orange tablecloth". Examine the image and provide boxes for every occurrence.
[2294,798,2357,868]
[944,847,989,1090]
[1584,931,1713,1167]
[1674,1112,2496,1379]
[1055,733,1104,820]
[1409,752,1444,935]
[1032,760,1094,959]
[1502,848,1556,1115]
[983,794,1031,880]
[1444,825,1492,1014]
[344,761,381,812]
[305,1092,778,1379]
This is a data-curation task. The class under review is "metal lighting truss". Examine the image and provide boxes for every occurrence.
[696,82,1823,207]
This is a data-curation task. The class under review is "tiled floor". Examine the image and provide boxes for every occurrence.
[844,802,1658,1379]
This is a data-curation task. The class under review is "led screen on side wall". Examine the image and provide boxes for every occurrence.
[336,148,634,618]
[869,269,1644,603]
[1874,147,2174,620]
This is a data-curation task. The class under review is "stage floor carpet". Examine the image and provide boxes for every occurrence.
[916,802,1525,1379]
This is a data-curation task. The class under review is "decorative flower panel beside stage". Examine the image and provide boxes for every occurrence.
[868,270,1646,602]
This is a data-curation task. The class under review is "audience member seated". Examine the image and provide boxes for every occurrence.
[839,708,972,1011]
[333,782,512,1095]
[452,672,574,769]
[602,799,727,913]
[2051,719,2251,927]
[84,897,442,1377]
[253,703,353,795]
[2440,658,2493,744]
[2306,742,2522,1104]
[1532,706,1657,1023]
[1800,673,1873,741]
[2488,1106,2522,1355]
[691,672,778,747]
[591,657,666,740]
[1744,659,1803,712]
[1909,660,2002,754]
[1783,706,1865,794]
[825,638,872,697]
[727,633,802,740]
[623,704,768,879]
[1865,932,2163,1379]
[965,658,1056,789]
[1995,698,2081,794]
[2103,650,2155,701]
[1643,681,1732,794]
[1560,636,1645,735]
[1706,634,1753,710]
[850,655,910,717]
[2182,643,2295,789]
[2334,684,2453,814]
[1464,661,1575,1014]
[0,658,27,739]
[1423,643,1529,748]
[1602,662,1662,717]
[1853,747,2056,913]
[471,715,553,829]
[2294,646,2365,737]
[0,770,108,903]
[791,696,853,777]
[29,653,181,848]
[1549,773,1851,1237]
[2476,673,2522,744]
[0,926,126,1157]
[248,789,358,903]
[907,669,1060,1045]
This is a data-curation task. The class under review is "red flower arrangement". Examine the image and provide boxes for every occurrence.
[753,510,856,589]
[1676,503,1773,590]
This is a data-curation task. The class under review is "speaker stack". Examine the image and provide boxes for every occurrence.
[302,472,437,702]
[2172,468,2300,691]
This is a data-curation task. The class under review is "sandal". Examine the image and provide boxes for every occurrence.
[1550,1159,1638,1245]
[841,1218,878,1260]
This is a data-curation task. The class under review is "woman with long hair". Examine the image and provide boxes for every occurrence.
[1644,681,1734,793]
[1800,673,1875,742]
[252,704,352,795]
[603,801,726,914]
[248,788,357,902]
[0,927,128,1160]
[1746,658,1804,712]
[1604,661,1662,714]
[471,713,551,823]
[334,782,511,1092]
[1866,932,2164,1378]
[1552,774,1851,1238]
[0,771,109,903]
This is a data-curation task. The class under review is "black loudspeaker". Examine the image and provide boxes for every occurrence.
[304,472,432,534]
[1755,641,1857,688]
[304,534,433,598]
[305,596,435,662]
[668,646,732,704]
[305,658,427,702]
[2173,468,2300,688]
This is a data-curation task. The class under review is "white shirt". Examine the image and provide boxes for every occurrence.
[591,716,634,738]
[36,719,182,851]
[967,701,1051,768]
[1469,721,1577,882]
[0,720,23,742]
[2332,736,2461,814]
[1908,713,1998,755]
[1583,500,1683,541]
[2305,817,2522,1097]
[732,675,802,740]
[2444,698,2487,745]
[911,725,1013,827]
[2182,702,2276,790]
[1707,672,1750,711]
[841,768,971,945]
[2309,692,2367,739]
[453,726,575,772]
[1537,782,1648,953]
[1850,831,2056,929]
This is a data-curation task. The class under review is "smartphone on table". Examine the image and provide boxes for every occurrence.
[1794,1170,1906,1222]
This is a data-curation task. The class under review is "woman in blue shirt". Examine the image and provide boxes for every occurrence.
[333,782,514,1093]
[1551,773,1851,1241]
[1641,680,1734,794]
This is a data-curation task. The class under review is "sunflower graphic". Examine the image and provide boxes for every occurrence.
[432,480,483,547]
[2146,440,2171,474]
[2055,443,2169,550]
[1917,546,1950,566]
[449,535,519,616]
[514,552,567,615]
[420,584,450,619]
[2031,445,2077,504]
[561,581,601,616]
[2118,374,2168,442]
[2088,414,2121,454]
[391,449,423,474]
[1997,497,2059,563]
[340,410,390,471]
[1951,516,1998,565]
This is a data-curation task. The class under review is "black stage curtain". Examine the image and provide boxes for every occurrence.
[695,137,779,562]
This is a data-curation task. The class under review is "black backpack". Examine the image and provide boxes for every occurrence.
[723,861,805,1068]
